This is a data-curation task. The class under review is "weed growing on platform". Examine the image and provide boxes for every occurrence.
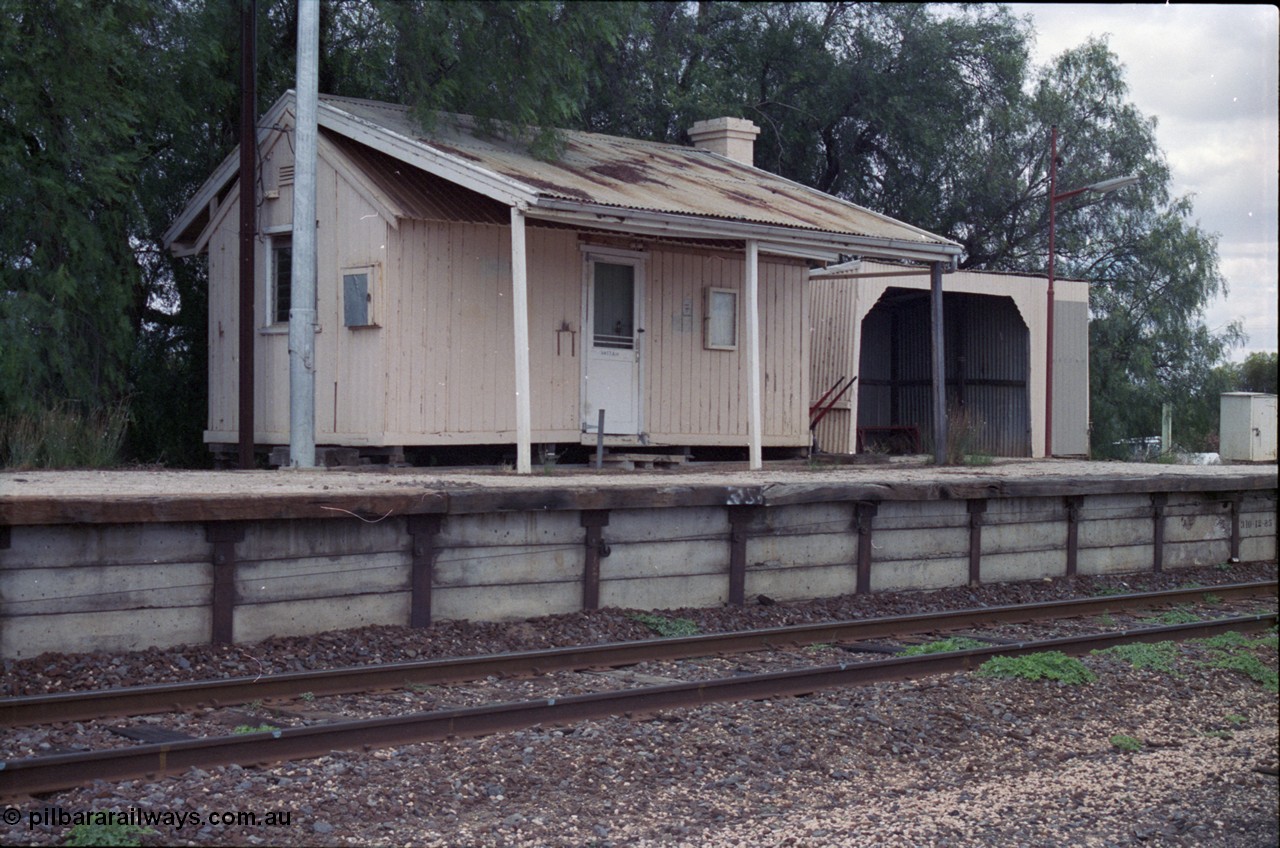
[1092,640,1181,675]
[65,822,156,847]
[899,637,987,656]
[975,651,1096,685]
[1109,734,1143,753]
[629,612,701,638]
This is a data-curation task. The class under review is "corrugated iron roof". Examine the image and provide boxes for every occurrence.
[325,131,510,225]
[319,94,957,250]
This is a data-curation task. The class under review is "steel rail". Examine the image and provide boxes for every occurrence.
[1,613,1273,798]
[2,581,1273,727]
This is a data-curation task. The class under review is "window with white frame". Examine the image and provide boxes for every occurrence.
[704,286,738,350]
[342,265,377,328]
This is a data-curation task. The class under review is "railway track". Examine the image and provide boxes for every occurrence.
[1,581,1274,798]
[3,580,1272,727]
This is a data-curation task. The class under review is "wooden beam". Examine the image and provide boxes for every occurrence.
[1151,492,1168,573]
[745,239,763,470]
[511,207,533,474]
[852,501,878,594]
[205,523,245,645]
[727,506,759,606]
[407,515,443,628]
[581,510,610,610]
[967,499,987,587]
[1065,496,1083,577]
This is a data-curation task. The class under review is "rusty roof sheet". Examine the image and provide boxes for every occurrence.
[320,95,955,249]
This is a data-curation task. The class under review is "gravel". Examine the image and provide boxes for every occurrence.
[4,561,1277,847]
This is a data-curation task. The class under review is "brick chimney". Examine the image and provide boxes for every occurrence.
[688,117,760,166]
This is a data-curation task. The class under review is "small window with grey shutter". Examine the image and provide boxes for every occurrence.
[343,267,377,328]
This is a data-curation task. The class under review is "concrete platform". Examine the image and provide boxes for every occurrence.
[1,459,1275,658]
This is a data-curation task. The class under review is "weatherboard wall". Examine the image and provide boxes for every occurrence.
[202,118,812,452]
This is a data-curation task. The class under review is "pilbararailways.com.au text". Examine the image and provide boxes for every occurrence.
[14,805,295,831]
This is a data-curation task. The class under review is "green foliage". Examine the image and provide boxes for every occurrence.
[232,723,279,735]
[65,822,156,847]
[1193,631,1279,692]
[378,0,628,157]
[628,612,701,638]
[1109,733,1143,753]
[1236,352,1278,394]
[1223,713,1247,726]
[1201,593,1223,605]
[0,1,1241,465]
[899,637,987,656]
[1,402,130,468]
[1153,606,1201,625]
[975,651,1096,685]
[1091,641,1180,675]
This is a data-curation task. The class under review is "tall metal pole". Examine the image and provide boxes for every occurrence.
[288,0,319,468]
[930,261,946,464]
[510,206,532,474]
[1045,125,1058,458]
[745,240,763,470]
[236,0,257,469]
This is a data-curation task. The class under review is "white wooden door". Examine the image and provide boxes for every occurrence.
[584,258,641,435]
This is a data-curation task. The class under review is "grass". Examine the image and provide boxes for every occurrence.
[1109,733,1143,753]
[975,651,1096,685]
[1224,713,1248,726]
[65,823,157,847]
[1152,606,1201,625]
[0,401,130,469]
[232,723,279,735]
[1192,631,1279,693]
[899,637,988,656]
[1093,586,1128,597]
[628,612,701,638]
[1091,641,1181,675]
[1201,593,1223,605]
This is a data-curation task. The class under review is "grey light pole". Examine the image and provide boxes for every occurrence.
[1046,125,1139,457]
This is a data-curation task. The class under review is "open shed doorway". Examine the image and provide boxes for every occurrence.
[857,288,1031,457]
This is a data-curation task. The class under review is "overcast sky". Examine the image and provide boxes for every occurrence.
[1009,3,1278,361]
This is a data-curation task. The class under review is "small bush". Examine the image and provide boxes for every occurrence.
[1,401,130,469]
[65,822,156,847]
[1109,733,1143,753]
[899,637,987,656]
[1091,641,1181,675]
[628,612,701,638]
[1193,632,1279,693]
[975,651,1096,685]
[1153,606,1200,625]
[232,724,279,735]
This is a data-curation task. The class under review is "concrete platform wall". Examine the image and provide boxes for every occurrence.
[0,487,1274,658]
